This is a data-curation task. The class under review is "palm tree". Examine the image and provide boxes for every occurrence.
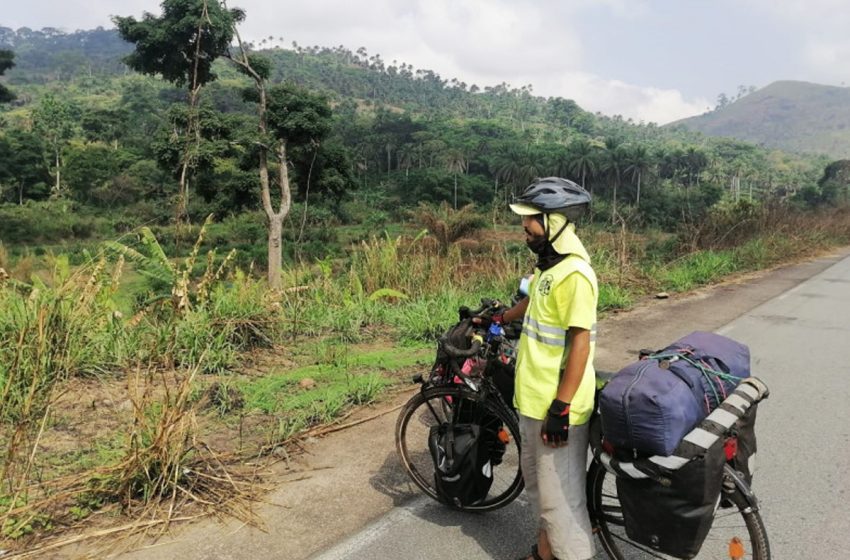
[567,138,598,191]
[551,146,572,178]
[601,138,628,222]
[443,149,467,209]
[494,147,524,198]
[624,144,652,208]
[684,146,709,188]
[517,148,545,188]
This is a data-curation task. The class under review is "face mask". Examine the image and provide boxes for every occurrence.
[526,234,548,255]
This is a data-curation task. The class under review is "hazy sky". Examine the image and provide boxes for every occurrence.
[4,0,849,124]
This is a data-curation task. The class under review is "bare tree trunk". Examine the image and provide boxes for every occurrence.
[611,179,618,224]
[267,214,283,288]
[297,145,319,244]
[636,171,641,208]
[260,142,293,290]
[453,173,458,209]
[54,147,61,194]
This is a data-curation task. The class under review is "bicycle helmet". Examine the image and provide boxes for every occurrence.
[509,177,590,221]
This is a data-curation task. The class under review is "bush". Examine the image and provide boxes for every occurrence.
[0,201,114,244]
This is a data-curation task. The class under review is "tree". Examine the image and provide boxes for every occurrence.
[443,148,467,209]
[817,159,850,204]
[0,130,51,204]
[229,24,333,287]
[31,93,80,196]
[80,107,130,147]
[151,102,237,213]
[600,137,628,222]
[546,97,582,128]
[567,138,598,191]
[114,0,244,218]
[265,83,332,261]
[0,50,15,104]
[684,146,709,188]
[624,144,652,207]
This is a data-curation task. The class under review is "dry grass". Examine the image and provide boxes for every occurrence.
[0,362,264,556]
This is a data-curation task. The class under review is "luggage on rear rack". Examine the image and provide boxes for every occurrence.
[728,402,758,485]
[598,331,751,456]
[616,439,726,559]
[594,375,768,559]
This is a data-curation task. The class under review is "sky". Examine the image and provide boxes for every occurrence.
[3,0,850,125]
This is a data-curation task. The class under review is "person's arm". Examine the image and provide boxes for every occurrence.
[556,327,590,404]
[500,296,528,323]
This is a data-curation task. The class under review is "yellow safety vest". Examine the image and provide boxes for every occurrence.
[514,254,598,424]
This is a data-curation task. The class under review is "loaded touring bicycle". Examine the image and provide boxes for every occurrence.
[395,299,771,559]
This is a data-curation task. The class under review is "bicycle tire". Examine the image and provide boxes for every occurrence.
[395,384,524,512]
[587,461,770,560]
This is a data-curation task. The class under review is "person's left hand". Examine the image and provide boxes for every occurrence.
[541,399,570,447]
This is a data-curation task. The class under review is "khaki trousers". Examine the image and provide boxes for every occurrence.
[519,415,595,560]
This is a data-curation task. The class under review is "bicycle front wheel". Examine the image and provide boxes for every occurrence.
[587,461,770,559]
[395,384,524,512]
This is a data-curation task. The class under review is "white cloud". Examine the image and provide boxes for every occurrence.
[236,0,702,123]
[745,0,850,84]
[528,72,711,125]
[3,0,709,123]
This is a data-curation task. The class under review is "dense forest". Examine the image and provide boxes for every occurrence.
[0,20,845,268]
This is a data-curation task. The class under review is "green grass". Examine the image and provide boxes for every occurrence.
[659,250,737,292]
[598,283,634,312]
[240,345,430,416]
[237,345,430,443]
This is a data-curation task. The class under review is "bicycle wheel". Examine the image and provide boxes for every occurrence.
[395,384,524,512]
[587,461,770,560]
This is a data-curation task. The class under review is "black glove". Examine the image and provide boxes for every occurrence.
[541,399,571,445]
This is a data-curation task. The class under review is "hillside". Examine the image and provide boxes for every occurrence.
[0,26,837,253]
[670,80,850,159]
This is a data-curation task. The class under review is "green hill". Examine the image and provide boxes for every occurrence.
[0,26,836,250]
[669,80,850,159]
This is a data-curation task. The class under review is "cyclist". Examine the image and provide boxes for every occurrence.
[495,177,597,560]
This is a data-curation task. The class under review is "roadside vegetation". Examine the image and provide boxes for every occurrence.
[2,2,850,555]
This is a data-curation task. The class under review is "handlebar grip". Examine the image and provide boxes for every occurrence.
[439,339,483,359]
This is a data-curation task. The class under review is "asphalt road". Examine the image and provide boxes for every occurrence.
[312,252,850,560]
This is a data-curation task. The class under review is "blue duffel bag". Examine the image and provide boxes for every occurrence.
[599,331,750,456]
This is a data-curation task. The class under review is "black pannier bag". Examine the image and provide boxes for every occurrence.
[616,439,726,559]
[428,422,494,507]
[729,403,758,486]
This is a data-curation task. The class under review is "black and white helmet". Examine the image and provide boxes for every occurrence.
[510,177,591,220]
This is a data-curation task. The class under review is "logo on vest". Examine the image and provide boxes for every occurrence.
[537,274,553,296]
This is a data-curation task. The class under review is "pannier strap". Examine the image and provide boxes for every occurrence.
[594,377,769,480]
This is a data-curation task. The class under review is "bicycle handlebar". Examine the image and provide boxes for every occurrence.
[439,338,483,359]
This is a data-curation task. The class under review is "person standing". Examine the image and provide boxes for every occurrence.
[494,177,597,560]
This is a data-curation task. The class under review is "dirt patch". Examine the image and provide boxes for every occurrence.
[0,336,430,556]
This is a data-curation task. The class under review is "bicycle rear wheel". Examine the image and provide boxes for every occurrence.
[395,384,523,512]
[587,461,770,559]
